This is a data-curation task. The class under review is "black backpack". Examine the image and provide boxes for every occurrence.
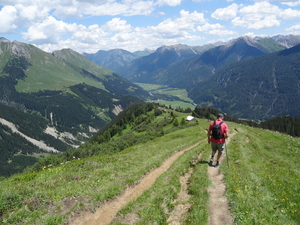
[211,121,224,139]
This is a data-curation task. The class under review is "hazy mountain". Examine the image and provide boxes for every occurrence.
[270,34,300,48]
[118,43,217,83]
[189,44,300,120]
[0,39,148,177]
[137,36,285,89]
[83,49,142,74]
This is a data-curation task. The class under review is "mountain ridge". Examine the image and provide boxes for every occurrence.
[0,39,148,177]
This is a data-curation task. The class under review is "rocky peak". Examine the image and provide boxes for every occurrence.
[272,34,300,48]
[0,37,10,43]
[221,36,258,51]
[156,44,198,56]
[11,41,31,59]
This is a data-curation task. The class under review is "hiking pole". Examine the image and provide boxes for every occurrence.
[225,141,229,167]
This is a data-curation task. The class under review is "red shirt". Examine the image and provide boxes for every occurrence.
[208,119,228,144]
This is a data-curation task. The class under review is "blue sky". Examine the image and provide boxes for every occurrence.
[1,0,300,53]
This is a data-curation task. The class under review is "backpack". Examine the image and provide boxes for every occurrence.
[211,121,224,139]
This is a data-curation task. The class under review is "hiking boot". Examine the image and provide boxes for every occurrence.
[208,158,213,166]
[215,162,220,168]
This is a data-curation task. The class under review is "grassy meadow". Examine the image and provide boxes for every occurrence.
[0,112,300,224]
[135,83,195,109]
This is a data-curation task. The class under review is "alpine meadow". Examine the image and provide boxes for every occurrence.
[1,34,300,225]
[0,103,300,224]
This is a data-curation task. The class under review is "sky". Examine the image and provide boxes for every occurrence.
[1,0,300,54]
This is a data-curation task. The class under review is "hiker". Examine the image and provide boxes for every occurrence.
[207,113,228,168]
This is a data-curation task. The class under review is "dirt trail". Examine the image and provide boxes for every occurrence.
[167,152,203,225]
[207,130,237,225]
[70,140,204,225]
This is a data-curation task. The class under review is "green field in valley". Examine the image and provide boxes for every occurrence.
[136,83,195,109]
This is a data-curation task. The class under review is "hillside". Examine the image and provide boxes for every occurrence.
[189,44,300,120]
[0,39,149,177]
[0,103,299,225]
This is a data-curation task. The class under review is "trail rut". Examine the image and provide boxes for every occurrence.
[207,130,237,225]
[70,130,237,225]
[70,141,203,225]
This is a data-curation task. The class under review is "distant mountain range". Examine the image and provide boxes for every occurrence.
[83,34,300,120]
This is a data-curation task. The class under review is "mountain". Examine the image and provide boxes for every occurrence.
[138,36,285,89]
[189,44,300,120]
[83,48,153,74]
[270,34,300,48]
[83,49,142,74]
[118,43,217,83]
[0,39,149,177]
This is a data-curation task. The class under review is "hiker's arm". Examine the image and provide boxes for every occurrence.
[224,132,228,139]
[207,130,211,143]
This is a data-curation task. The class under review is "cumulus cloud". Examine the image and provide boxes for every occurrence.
[1,0,300,53]
[22,16,79,44]
[0,3,49,33]
[101,18,132,33]
[286,23,300,31]
[156,0,183,7]
[196,23,237,36]
[231,2,300,29]
[211,3,239,20]
[153,10,206,37]
[253,0,300,7]
[53,0,156,18]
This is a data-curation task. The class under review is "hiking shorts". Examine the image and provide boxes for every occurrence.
[211,142,225,153]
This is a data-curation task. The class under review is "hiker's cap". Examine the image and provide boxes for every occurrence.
[217,113,224,118]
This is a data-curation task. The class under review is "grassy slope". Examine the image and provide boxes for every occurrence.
[15,46,106,93]
[0,116,299,224]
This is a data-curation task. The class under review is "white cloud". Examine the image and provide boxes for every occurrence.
[156,0,183,7]
[0,5,18,33]
[286,23,300,31]
[22,16,78,44]
[253,0,300,7]
[196,23,237,36]
[211,3,239,20]
[152,10,206,38]
[281,1,300,6]
[53,0,156,18]
[231,2,300,29]
[0,3,49,34]
[101,18,132,33]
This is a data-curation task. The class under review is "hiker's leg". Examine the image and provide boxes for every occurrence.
[211,142,217,158]
[209,143,217,165]
[216,143,225,165]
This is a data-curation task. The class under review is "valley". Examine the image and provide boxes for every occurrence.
[136,83,196,109]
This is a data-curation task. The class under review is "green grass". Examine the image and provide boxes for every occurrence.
[0,121,205,224]
[223,123,300,224]
[1,119,300,224]
[135,83,195,109]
